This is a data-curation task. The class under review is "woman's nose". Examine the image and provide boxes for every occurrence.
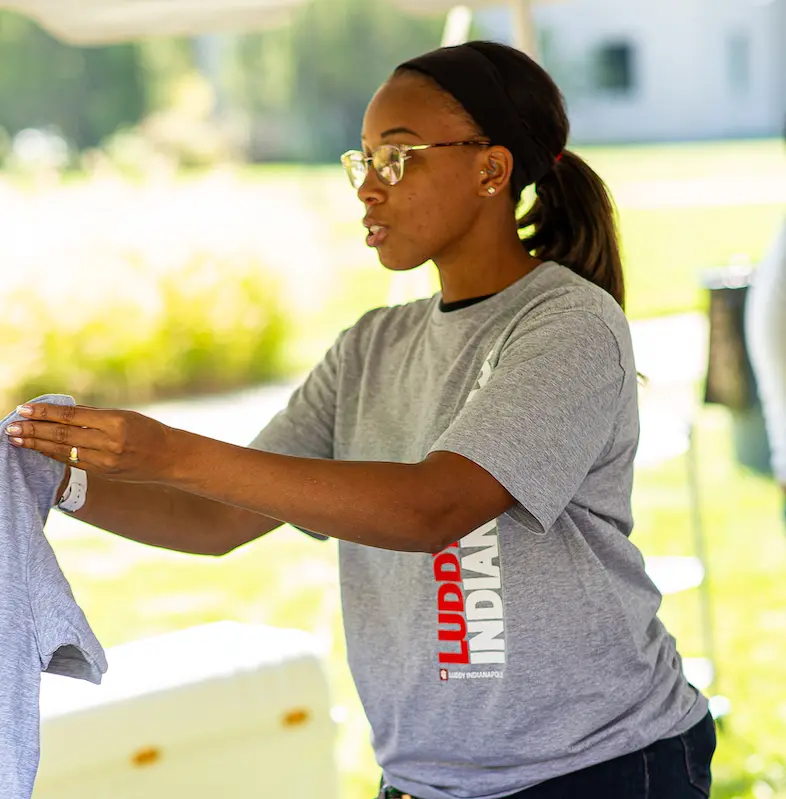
[357,168,386,205]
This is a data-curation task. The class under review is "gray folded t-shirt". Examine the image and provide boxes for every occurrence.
[1,395,107,799]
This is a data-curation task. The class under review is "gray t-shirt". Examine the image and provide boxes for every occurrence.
[251,262,708,799]
[1,395,107,799]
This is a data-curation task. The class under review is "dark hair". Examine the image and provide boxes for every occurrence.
[397,42,625,309]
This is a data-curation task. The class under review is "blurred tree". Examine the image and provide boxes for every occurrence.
[0,0,448,163]
[138,37,196,112]
[229,0,444,162]
[0,10,146,150]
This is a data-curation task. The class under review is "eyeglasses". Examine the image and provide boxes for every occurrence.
[340,141,491,190]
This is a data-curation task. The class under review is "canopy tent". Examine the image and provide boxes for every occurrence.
[0,0,308,44]
[0,0,551,56]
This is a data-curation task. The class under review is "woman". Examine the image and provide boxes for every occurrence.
[5,42,715,799]
[745,120,786,526]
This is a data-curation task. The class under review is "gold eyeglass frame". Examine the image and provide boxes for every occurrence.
[340,141,492,189]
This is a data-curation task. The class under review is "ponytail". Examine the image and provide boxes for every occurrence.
[518,150,625,309]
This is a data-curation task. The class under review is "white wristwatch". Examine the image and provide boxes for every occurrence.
[56,466,88,514]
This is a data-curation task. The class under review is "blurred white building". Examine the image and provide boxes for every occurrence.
[479,0,786,142]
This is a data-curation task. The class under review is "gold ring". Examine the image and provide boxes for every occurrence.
[68,446,79,464]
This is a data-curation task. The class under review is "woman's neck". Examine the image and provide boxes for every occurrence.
[435,230,543,304]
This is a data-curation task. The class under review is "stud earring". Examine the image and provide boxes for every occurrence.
[488,187,497,195]
[480,170,486,176]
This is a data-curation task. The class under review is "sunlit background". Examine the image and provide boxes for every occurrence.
[1,1,785,797]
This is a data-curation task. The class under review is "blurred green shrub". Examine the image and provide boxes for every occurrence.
[0,252,290,408]
[100,73,241,175]
[0,10,146,151]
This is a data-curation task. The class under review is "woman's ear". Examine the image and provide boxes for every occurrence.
[479,146,514,197]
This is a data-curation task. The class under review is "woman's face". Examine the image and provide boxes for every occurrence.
[357,74,491,272]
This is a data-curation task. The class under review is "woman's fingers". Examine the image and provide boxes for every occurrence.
[7,433,105,469]
[4,405,124,472]
[16,403,120,435]
[4,420,111,469]
[5,404,170,482]
[4,420,115,452]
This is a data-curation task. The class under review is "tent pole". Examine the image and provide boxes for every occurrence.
[441,5,473,47]
[512,0,539,59]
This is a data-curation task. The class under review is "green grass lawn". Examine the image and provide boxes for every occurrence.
[632,408,786,799]
[582,139,781,182]
[617,202,782,318]
[48,405,786,799]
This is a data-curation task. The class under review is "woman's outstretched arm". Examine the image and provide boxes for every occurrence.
[9,403,513,554]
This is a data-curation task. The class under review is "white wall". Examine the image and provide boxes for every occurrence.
[480,0,786,143]
[765,0,786,139]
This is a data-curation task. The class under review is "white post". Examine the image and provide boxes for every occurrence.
[441,4,473,46]
[512,0,540,59]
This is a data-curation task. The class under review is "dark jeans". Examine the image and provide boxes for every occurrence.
[380,711,716,799]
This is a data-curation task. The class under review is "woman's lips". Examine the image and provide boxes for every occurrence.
[365,224,389,248]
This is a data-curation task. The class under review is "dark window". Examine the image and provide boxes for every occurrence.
[727,34,751,95]
[594,43,636,93]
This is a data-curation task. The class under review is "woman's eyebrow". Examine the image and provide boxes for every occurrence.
[361,127,423,143]
[381,127,422,139]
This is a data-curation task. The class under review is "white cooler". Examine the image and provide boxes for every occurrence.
[34,622,338,799]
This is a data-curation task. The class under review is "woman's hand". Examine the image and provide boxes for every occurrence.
[4,403,176,483]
